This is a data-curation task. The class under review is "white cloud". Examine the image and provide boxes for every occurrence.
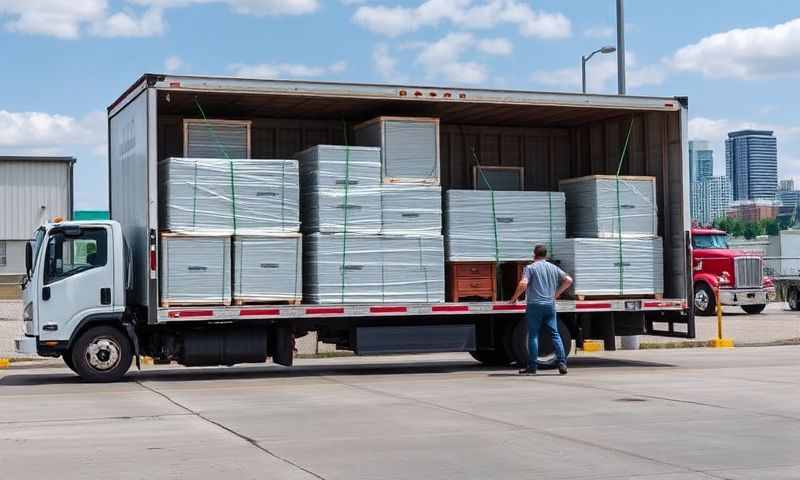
[352,0,570,39]
[229,61,348,79]
[477,37,512,56]
[415,32,487,84]
[531,52,665,93]
[670,17,800,79]
[373,43,402,81]
[689,117,800,178]
[130,0,319,16]
[89,7,165,37]
[0,109,106,151]
[584,25,614,39]
[0,0,318,38]
[164,55,184,72]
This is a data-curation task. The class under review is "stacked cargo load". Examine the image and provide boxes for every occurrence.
[299,136,444,304]
[444,190,567,262]
[354,117,440,185]
[158,156,302,305]
[160,235,232,306]
[557,175,663,298]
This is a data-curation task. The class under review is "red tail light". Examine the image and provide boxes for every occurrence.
[150,248,157,271]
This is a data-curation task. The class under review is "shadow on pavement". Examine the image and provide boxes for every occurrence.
[0,356,676,386]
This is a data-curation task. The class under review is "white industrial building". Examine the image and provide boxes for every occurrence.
[0,156,75,277]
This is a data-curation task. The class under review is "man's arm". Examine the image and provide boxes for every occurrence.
[509,277,528,304]
[554,274,573,300]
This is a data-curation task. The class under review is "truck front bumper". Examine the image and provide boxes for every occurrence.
[14,336,37,355]
[719,288,776,306]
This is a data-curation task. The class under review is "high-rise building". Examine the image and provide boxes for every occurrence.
[779,179,795,191]
[692,176,732,226]
[689,140,714,183]
[689,140,715,223]
[777,189,800,210]
[725,130,778,201]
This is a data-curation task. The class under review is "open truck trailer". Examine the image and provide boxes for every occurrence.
[15,74,694,381]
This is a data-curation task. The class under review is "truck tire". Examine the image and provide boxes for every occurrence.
[693,283,717,317]
[788,288,800,311]
[70,326,133,383]
[741,304,766,315]
[470,320,513,366]
[507,316,572,369]
[62,354,77,374]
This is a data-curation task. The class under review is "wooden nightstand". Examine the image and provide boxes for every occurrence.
[448,262,496,302]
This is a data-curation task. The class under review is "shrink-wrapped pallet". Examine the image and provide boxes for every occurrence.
[159,157,300,234]
[354,117,440,184]
[444,190,567,261]
[296,145,381,189]
[160,235,231,305]
[380,185,442,236]
[559,175,657,238]
[304,234,444,304]
[233,235,302,304]
[554,238,664,297]
[302,189,382,234]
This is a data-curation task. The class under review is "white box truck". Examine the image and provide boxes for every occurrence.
[16,74,694,381]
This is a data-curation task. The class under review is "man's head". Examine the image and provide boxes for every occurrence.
[533,244,547,259]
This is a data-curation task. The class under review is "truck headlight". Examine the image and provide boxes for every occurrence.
[23,303,33,335]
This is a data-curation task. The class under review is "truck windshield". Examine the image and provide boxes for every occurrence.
[29,228,46,274]
[693,234,729,249]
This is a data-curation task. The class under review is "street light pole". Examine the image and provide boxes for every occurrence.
[617,0,626,95]
[581,46,616,94]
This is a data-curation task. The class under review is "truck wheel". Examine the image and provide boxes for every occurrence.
[788,288,800,311]
[470,320,513,366]
[70,326,133,383]
[741,304,766,315]
[507,317,572,369]
[62,354,77,374]
[693,283,716,317]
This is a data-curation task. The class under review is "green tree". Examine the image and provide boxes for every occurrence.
[762,219,780,236]
[730,219,745,238]
[743,222,760,239]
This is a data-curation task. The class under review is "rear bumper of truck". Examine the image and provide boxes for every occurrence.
[14,336,37,355]
[719,288,776,306]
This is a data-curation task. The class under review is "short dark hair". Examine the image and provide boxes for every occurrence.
[533,245,547,258]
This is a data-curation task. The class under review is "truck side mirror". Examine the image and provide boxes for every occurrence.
[25,242,33,276]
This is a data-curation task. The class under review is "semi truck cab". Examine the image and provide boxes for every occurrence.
[691,228,775,316]
[15,220,135,380]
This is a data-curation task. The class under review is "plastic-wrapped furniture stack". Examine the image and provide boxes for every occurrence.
[158,157,302,305]
[444,190,567,262]
[557,175,663,298]
[299,135,444,304]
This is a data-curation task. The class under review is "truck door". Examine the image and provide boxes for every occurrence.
[37,226,115,342]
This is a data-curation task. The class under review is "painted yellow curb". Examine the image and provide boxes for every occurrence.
[708,338,734,348]
[581,340,603,352]
[0,358,10,369]
[140,356,154,366]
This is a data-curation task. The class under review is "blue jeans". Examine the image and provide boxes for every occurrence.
[526,302,567,369]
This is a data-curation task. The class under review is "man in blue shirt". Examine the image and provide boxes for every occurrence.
[509,245,573,376]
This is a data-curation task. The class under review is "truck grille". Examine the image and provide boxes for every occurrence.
[735,257,763,288]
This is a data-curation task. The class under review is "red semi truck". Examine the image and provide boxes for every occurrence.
[691,227,775,316]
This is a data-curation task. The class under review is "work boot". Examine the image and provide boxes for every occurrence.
[518,367,537,375]
[558,363,568,375]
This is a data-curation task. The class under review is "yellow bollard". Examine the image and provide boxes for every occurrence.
[0,358,9,369]
[709,285,734,348]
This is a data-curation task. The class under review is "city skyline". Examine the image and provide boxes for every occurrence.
[726,129,779,201]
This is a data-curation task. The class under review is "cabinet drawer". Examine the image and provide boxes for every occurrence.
[455,277,494,292]
[454,263,493,277]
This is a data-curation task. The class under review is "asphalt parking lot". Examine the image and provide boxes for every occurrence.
[2,347,800,480]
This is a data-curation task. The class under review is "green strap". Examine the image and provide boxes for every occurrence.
[340,122,351,303]
[615,118,635,295]
[193,98,237,233]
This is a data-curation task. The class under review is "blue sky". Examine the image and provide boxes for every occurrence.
[1,0,799,209]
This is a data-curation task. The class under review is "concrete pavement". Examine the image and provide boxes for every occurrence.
[2,347,800,479]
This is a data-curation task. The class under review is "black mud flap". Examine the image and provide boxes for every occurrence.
[123,322,141,370]
[645,309,695,339]
[272,325,294,367]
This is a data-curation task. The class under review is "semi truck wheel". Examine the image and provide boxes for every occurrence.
[70,326,133,383]
[693,283,716,317]
[741,304,766,315]
[62,354,77,374]
[470,320,513,366]
[507,317,572,369]
[787,288,800,311]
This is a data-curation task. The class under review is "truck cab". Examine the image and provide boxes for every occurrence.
[691,227,775,316]
[15,219,135,381]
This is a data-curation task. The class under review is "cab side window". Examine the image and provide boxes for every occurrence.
[43,228,108,285]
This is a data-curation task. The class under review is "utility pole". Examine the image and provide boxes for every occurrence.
[616,0,626,95]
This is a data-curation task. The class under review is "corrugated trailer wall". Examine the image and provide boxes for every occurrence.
[157,111,685,299]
